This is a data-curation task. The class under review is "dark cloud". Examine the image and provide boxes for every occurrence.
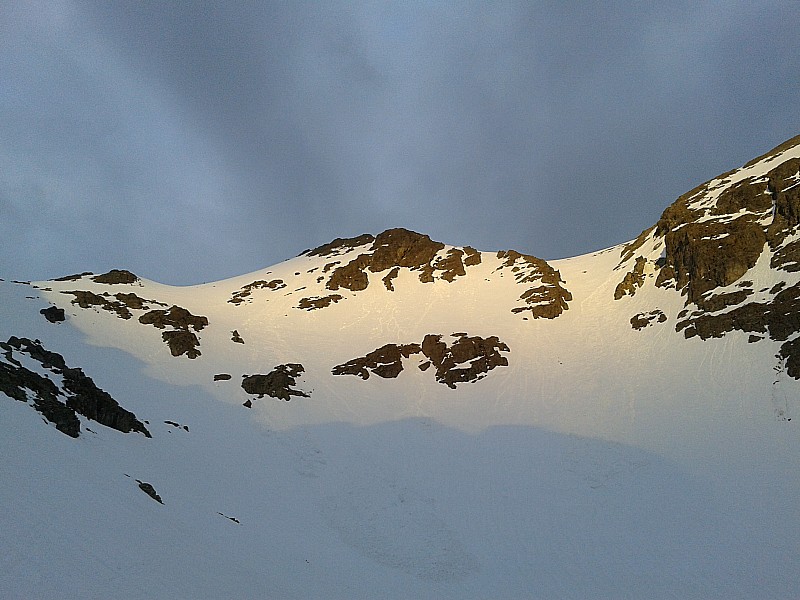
[2,1,799,284]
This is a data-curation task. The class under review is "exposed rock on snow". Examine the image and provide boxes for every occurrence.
[495,250,572,318]
[40,306,65,323]
[228,279,286,305]
[296,294,344,311]
[241,364,309,401]
[320,228,481,295]
[614,256,648,300]
[0,336,150,438]
[332,333,510,388]
[136,480,163,504]
[630,310,667,330]
[91,269,140,285]
[138,306,208,359]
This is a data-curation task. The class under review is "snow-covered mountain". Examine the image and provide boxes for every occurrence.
[2,135,800,599]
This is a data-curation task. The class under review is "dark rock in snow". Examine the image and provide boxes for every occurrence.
[242,364,309,401]
[92,269,139,285]
[40,306,66,323]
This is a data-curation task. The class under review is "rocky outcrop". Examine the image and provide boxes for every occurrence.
[0,336,150,438]
[303,234,376,257]
[320,229,481,295]
[495,251,572,318]
[139,306,208,359]
[332,343,422,380]
[40,306,65,323]
[136,480,163,504]
[52,271,94,282]
[630,310,667,330]
[228,279,286,305]
[91,269,139,285]
[297,294,343,310]
[614,257,648,300]
[242,364,309,401]
[644,136,800,377]
[61,290,166,319]
[332,333,510,388]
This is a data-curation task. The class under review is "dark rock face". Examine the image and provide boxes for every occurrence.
[61,290,166,320]
[303,234,376,257]
[91,269,139,285]
[614,257,647,300]
[161,330,202,359]
[321,228,481,294]
[297,294,344,311]
[0,336,150,438]
[138,306,208,359]
[136,480,163,504]
[242,364,309,401]
[332,343,421,380]
[214,373,232,381]
[139,306,208,331]
[496,251,572,318]
[332,333,510,388]
[647,137,800,378]
[52,271,93,282]
[229,279,286,305]
[630,310,667,330]
[40,306,65,323]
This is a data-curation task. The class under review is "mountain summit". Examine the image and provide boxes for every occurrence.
[2,135,800,598]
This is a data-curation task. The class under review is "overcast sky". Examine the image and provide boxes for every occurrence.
[2,1,799,285]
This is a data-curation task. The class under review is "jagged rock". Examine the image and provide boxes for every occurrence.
[614,257,647,300]
[136,480,163,504]
[231,330,244,344]
[161,330,202,359]
[92,269,139,285]
[52,271,93,282]
[303,234,375,257]
[463,246,482,267]
[229,280,286,305]
[0,360,80,437]
[297,295,344,311]
[617,226,656,268]
[423,334,510,389]
[496,250,572,318]
[0,337,150,437]
[332,334,510,388]
[382,267,400,291]
[62,290,133,319]
[139,306,208,331]
[40,306,65,323]
[331,343,421,380]
[630,310,667,330]
[322,229,478,293]
[242,364,309,401]
[327,254,371,292]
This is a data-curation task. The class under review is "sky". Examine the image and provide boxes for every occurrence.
[2,1,799,285]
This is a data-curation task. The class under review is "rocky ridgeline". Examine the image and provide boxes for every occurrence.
[49,270,209,359]
[0,336,150,438]
[332,333,510,389]
[303,228,482,292]
[495,250,572,318]
[615,135,800,377]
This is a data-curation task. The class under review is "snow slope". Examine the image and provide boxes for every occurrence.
[2,137,800,599]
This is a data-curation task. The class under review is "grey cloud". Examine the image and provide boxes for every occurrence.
[1,1,799,284]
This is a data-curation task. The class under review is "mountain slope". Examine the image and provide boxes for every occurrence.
[2,135,800,599]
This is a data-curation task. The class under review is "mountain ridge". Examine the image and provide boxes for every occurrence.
[2,134,799,598]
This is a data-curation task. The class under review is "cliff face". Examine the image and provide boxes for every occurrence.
[614,134,800,378]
